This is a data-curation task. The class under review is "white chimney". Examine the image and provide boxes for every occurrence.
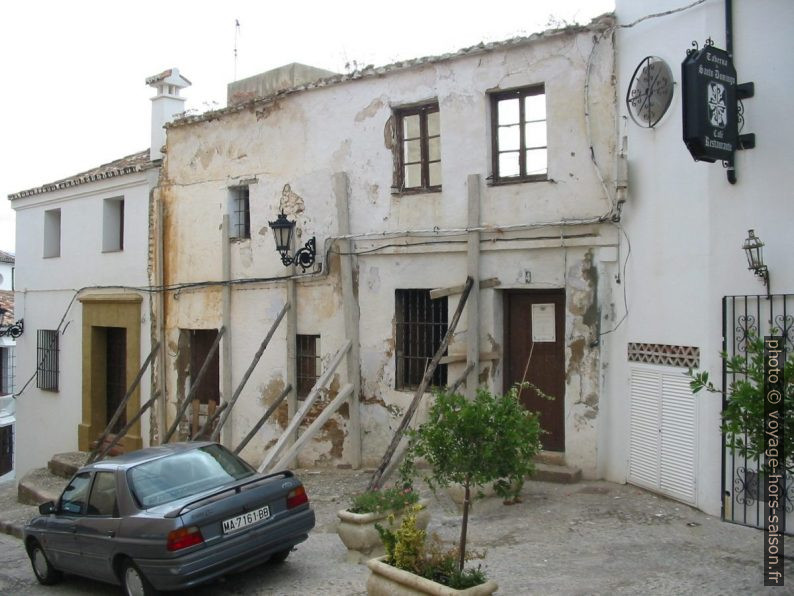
[146,68,191,161]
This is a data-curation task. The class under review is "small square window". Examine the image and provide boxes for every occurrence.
[228,186,250,240]
[393,103,441,193]
[102,198,124,252]
[297,335,321,399]
[36,329,59,391]
[43,209,61,258]
[395,290,447,390]
[491,86,547,183]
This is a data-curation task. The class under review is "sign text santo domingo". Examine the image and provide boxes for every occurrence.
[682,45,738,163]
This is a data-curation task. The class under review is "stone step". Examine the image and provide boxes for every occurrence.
[534,451,566,466]
[530,462,582,484]
[48,452,90,479]
[18,468,68,506]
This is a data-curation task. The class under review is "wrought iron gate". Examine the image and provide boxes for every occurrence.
[722,294,793,533]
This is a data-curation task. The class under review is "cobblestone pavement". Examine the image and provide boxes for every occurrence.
[0,469,792,595]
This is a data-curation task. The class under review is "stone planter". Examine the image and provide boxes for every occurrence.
[366,556,498,596]
[337,500,430,562]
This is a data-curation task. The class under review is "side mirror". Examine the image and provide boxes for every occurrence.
[38,501,56,515]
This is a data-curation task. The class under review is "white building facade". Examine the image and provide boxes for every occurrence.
[8,69,190,478]
[608,0,794,520]
[0,250,17,481]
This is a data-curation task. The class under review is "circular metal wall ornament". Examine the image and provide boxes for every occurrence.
[626,56,674,128]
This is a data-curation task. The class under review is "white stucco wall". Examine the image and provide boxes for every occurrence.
[610,0,794,515]
[159,22,619,475]
[10,170,156,477]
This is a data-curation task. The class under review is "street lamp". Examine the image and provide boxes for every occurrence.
[268,211,316,272]
[742,229,770,295]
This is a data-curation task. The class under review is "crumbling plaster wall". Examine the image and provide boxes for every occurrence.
[157,25,616,471]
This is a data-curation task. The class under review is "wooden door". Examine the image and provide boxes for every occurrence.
[0,424,12,476]
[504,290,566,451]
[105,327,127,434]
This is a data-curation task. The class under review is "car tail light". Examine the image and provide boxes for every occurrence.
[167,526,204,551]
[286,485,308,509]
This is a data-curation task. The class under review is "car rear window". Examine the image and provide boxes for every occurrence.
[128,445,256,508]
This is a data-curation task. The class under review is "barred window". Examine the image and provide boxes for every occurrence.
[297,335,321,399]
[395,290,447,390]
[0,347,14,395]
[36,330,59,391]
[229,186,250,240]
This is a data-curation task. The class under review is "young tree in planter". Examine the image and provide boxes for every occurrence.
[688,333,794,473]
[402,386,542,571]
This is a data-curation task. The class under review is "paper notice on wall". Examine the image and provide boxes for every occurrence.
[531,303,555,342]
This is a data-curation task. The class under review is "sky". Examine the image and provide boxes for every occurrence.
[0,0,614,254]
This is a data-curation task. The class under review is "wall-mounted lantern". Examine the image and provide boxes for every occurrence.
[742,229,770,295]
[0,309,23,338]
[268,211,316,272]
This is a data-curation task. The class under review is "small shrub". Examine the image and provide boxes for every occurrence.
[348,485,419,514]
[377,506,489,588]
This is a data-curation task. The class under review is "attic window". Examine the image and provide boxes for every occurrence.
[43,209,61,258]
[102,198,124,252]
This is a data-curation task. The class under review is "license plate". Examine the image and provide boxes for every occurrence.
[222,505,270,534]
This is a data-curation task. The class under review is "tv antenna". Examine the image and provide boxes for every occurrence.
[234,19,241,81]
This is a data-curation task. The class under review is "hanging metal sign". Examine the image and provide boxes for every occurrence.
[682,43,737,162]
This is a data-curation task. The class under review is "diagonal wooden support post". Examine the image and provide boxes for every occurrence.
[368,277,474,491]
[163,327,225,443]
[234,384,292,455]
[87,342,160,464]
[211,302,290,441]
[192,402,227,441]
[93,391,161,462]
[258,340,352,472]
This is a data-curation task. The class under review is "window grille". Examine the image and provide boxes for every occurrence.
[0,347,14,395]
[37,329,59,391]
[297,335,321,399]
[627,343,700,368]
[395,290,447,390]
[229,186,250,239]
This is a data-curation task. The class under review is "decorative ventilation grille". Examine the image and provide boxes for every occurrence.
[628,343,700,368]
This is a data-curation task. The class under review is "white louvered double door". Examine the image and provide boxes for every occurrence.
[628,366,698,505]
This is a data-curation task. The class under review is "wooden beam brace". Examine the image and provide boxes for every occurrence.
[211,302,290,441]
[368,277,474,491]
[191,402,227,441]
[258,340,352,472]
[93,391,160,462]
[272,384,353,471]
[163,327,226,443]
[233,384,292,455]
[429,277,500,300]
[88,341,160,463]
[439,351,500,365]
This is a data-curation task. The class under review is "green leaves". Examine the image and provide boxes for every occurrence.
[404,387,542,498]
[348,485,419,514]
[687,333,794,473]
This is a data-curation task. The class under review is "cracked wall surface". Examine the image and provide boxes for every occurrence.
[154,23,617,473]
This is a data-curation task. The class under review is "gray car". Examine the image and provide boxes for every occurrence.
[23,441,315,595]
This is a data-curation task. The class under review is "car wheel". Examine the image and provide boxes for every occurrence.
[28,541,62,585]
[269,547,292,564]
[120,559,158,596]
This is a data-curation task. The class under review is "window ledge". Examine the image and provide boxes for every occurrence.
[390,187,443,197]
[487,175,549,187]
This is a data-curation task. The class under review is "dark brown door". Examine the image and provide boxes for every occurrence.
[105,327,127,433]
[189,330,220,438]
[504,290,565,451]
[0,424,12,476]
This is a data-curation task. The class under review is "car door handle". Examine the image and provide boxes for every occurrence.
[106,530,116,538]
